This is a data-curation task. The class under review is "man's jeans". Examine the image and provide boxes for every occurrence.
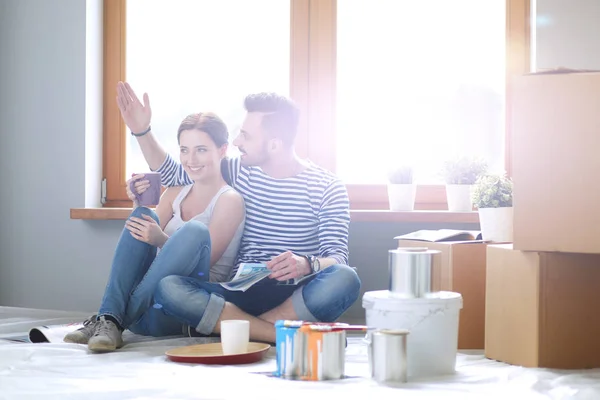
[97,207,211,335]
[152,265,362,335]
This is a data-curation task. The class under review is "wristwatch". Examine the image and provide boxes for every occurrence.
[304,255,321,273]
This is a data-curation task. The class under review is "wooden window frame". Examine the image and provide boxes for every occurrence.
[101,0,530,210]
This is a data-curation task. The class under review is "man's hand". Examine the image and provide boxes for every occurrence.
[116,81,152,134]
[125,214,167,247]
[266,251,311,281]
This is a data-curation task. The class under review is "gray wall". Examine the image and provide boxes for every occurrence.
[0,0,113,312]
[0,0,598,322]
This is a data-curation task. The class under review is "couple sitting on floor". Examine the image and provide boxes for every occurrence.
[64,82,361,352]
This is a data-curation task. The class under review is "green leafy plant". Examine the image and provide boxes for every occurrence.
[387,165,413,184]
[471,174,513,208]
[440,156,488,185]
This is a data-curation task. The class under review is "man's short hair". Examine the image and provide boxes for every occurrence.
[244,92,300,145]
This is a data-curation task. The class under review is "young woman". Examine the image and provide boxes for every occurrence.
[64,111,245,352]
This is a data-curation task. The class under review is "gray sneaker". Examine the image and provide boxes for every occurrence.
[63,315,98,344]
[87,316,124,352]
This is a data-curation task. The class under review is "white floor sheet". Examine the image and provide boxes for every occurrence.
[1,306,599,400]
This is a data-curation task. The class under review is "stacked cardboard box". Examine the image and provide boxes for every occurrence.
[485,70,600,369]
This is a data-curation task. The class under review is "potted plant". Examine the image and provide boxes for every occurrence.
[387,165,416,211]
[471,173,513,242]
[440,156,488,212]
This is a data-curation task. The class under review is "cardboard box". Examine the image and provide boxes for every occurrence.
[397,236,487,350]
[512,70,600,253]
[485,244,600,369]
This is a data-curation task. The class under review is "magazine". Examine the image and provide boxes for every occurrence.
[395,229,483,243]
[221,263,316,292]
[28,322,85,343]
[0,321,85,344]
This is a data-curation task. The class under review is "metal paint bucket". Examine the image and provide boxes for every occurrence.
[389,247,440,298]
[274,320,303,378]
[275,321,351,380]
[295,324,346,381]
[367,329,409,384]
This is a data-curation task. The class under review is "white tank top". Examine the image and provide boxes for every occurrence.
[163,184,245,283]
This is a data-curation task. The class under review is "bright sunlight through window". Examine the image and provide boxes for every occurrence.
[125,0,290,178]
[336,0,506,184]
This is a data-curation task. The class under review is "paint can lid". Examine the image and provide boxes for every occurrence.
[299,322,348,332]
[362,290,463,311]
[372,329,410,336]
[275,320,304,328]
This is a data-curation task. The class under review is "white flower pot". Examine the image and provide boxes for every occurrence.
[478,207,513,242]
[446,184,474,212]
[387,184,417,211]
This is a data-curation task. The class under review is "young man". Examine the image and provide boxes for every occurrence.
[115,82,360,344]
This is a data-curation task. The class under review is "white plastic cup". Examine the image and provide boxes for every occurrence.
[220,320,250,355]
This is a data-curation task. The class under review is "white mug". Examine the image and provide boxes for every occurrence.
[220,320,250,355]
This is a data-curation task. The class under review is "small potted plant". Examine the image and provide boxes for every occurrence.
[440,156,488,212]
[471,173,513,242]
[387,165,416,211]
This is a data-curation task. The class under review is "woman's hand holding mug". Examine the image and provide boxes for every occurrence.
[126,174,150,208]
[125,173,166,247]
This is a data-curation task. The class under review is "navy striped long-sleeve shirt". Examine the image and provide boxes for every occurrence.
[156,155,350,276]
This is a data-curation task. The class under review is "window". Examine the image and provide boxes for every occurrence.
[102,0,294,206]
[337,0,506,184]
[125,0,290,177]
[102,0,530,210]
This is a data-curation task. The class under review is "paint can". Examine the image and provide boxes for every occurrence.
[367,329,409,384]
[389,247,440,298]
[295,323,346,381]
[274,320,303,378]
[275,321,348,380]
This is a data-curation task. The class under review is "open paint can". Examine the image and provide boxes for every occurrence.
[367,329,409,384]
[275,320,350,380]
[295,323,346,380]
[274,320,303,378]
